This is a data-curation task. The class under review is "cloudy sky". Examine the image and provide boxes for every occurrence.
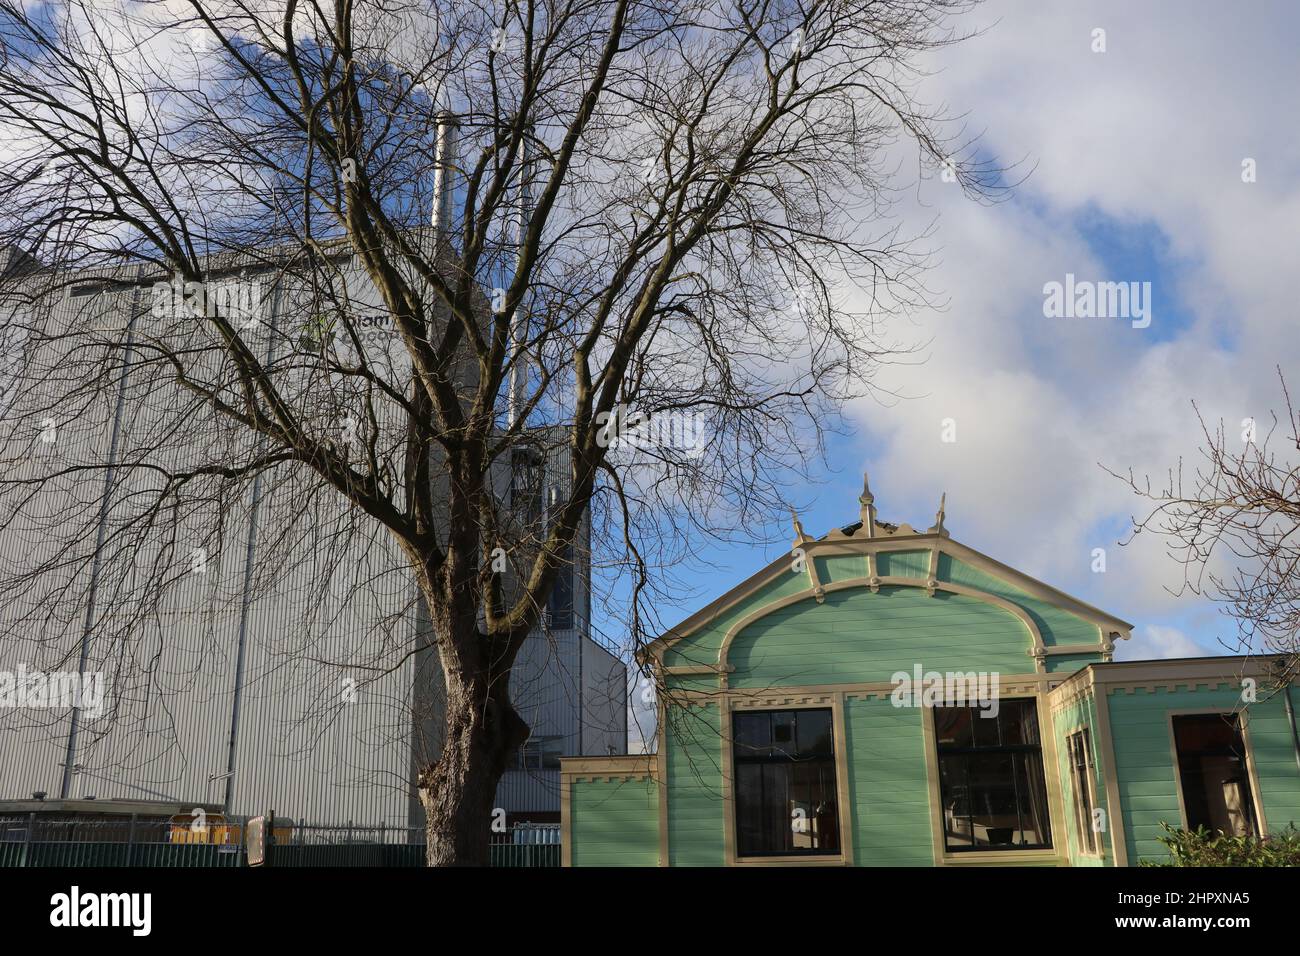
[5,1,1295,737]
[17,0,1293,670]
[640,0,1300,677]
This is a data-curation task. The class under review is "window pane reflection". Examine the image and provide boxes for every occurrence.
[935,699,1052,851]
[733,709,840,857]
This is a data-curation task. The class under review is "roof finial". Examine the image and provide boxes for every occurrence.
[789,507,812,545]
[931,492,947,535]
[858,471,877,538]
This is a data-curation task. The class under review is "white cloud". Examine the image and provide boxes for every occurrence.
[1117,624,1206,661]
[837,1,1300,651]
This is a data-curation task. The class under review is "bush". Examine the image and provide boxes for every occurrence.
[1141,821,1300,866]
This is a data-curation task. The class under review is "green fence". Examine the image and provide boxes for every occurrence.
[0,839,244,867]
[0,817,559,868]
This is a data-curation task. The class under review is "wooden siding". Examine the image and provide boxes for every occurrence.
[938,554,1103,651]
[728,586,1033,688]
[1106,685,1300,864]
[666,704,725,866]
[1046,652,1104,674]
[844,696,934,865]
[569,777,659,867]
[661,570,808,669]
[814,552,869,583]
[875,549,930,579]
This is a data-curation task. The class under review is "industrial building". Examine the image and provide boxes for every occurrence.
[0,242,627,831]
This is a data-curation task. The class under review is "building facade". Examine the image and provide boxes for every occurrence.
[0,249,626,829]
[561,478,1300,866]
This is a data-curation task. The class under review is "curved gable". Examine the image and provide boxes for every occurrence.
[660,561,807,669]
[652,485,1131,690]
[727,584,1035,687]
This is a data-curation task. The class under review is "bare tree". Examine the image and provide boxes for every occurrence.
[1111,370,1300,686]
[0,0,998,864]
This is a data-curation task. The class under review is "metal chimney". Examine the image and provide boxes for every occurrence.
[431,111,459,238]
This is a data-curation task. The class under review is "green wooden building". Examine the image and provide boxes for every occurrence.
[561,477,1300,866]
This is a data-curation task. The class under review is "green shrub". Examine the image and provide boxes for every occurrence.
[1141,821,1300,866]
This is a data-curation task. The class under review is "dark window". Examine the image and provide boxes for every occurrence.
[733,708,839,857]
[935,699,1052,851]
[516,736,564,771]
[546,488,574,630]
[546,554,573,629]
[1066,728,1098,854]
[1172,713,1258,837]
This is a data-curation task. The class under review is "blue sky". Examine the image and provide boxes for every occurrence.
[611,0,1300,685]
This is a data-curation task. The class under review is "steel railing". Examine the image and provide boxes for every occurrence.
[0,816,559,867]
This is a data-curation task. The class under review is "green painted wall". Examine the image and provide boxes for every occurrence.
[814,553,869,584]
[728,586,1034,688]
[662,568,808,670]
[1106,686,1300,864]
[938,554,1104,654]
[844,696,934,865]
[876,549,930,579]
[569,776,659,867]
[666,704,726,866]
[1051,692,1109,867]
[1247,688,1300,830]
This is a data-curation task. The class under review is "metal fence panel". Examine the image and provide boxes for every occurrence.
[0,817,559,867]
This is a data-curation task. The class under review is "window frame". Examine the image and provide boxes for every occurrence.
[1065,726,1101,857]
[516,735,565,771]
[1166,709,1267,839]
[723,697,853,867]
[931,696,1056,854]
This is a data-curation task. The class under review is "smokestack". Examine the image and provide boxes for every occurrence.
[507,131,534,429]
[431,111,459,239]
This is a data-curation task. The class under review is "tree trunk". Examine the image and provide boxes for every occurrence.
[418,668,530,866]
